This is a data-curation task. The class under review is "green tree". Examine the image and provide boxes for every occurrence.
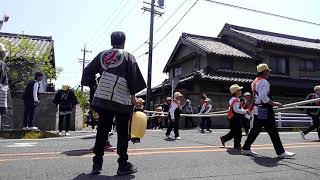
[74,90,90,122]
[0,36,61,91]
[74,90,90,111]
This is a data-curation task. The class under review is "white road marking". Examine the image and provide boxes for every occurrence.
[0,134,96,143]
[4,142,39,148]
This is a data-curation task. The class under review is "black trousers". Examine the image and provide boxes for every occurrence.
[243,115,285,155]
[164,116,169,128]
[166,118,180,138]
[201,117,211,131]
[221,117,242,148]
[93,110,130,169]
[303,114,320,139]
[58,114,71,132]
[242,117,250,134]
[185,116,195,128]
[152,117,159,128]
[23,101,35,127]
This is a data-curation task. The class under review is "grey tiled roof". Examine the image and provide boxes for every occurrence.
[224,24,320,50]
[217,69,320,81]
[182,33,252,58]
[0,32,54,59]
[217,69,288,78]
[180,70,253,83]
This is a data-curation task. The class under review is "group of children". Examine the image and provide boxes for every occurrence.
[153,83,319,156]
[82,78,319,155]
[161,86,251,142]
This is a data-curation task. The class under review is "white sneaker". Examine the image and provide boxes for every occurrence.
[242,149,259,157]
[29,126,38,130]
[175,137,182,140]
[58,132,63,136]
[22,127,29,130]
[300,131,306,140]
[65,132,71,136]
[278,151,295,159]
[166,135,172,139]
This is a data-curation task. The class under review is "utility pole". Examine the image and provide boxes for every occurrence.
[142,0,164,111]
[78,44,92,91]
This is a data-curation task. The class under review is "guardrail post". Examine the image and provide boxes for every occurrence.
[277,112,282,127]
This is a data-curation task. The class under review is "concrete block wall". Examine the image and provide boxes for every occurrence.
[11,92,83,131]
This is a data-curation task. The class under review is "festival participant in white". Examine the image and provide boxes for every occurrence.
[0,43,9,126]
[199,98,213,133]
[166,92,183,140]
[242,63,295,158]
[241,92,252,135]
[22,72,43,130]
[300,85,320,141]
[220,84,249,149]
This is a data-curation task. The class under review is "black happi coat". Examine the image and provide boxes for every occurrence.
[53,90,78,112]
[81,48,146,113]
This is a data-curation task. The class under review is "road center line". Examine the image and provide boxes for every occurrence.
[0,144,319,162]
[0,142,319,157]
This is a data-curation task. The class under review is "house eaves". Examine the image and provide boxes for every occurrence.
[219,23,320,51]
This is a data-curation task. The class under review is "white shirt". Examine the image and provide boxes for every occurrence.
[200,103,212,114]
[252,79,270,115]
[169,101,179,120]
[229,97,247,115]
[33,81,40,102]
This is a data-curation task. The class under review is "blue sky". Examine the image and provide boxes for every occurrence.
[1,0,320,90]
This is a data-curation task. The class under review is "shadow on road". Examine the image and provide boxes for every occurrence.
[164,137,175,141]
[62,149,93,156]
[72,173,135,180]
[252,156,281,167]
[308,140,320,142]
[81,136,96,140]
[282,160,320,177]
[226,148,242,155]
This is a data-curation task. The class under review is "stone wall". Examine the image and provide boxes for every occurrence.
[11,92,83,131]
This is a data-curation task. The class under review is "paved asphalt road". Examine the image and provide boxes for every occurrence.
[0,129,319,180]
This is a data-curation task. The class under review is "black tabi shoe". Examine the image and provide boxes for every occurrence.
[220,137,225,147]
[91,164,102,175]
[117,162,138,176]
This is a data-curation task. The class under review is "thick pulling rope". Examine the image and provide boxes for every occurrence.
[144,98,320,118]
[275,98,320,111]
[275,106,320,111]
[281,98,320,108]
[207,110,228,114]
[145,111,227,118]
[147,113,228,118]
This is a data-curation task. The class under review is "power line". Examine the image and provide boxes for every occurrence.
[136,51,148,59]
[153,0,199,49]
[87,0,130,48]
[154,0,188,35]
[136,0,198,59]
[113,1,141,30]
[133,40,148,53]
[85,0,127,46]
[132,0,188,54]
[202,0,320,26]
[89,0,137,52]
